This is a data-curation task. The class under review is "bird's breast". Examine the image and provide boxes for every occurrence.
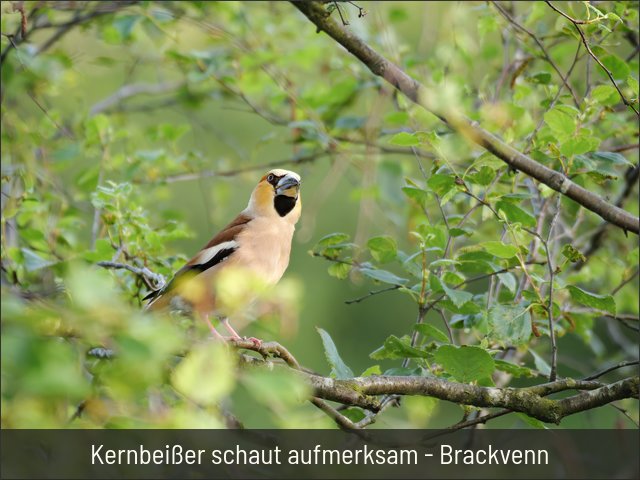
[234,217,295,285]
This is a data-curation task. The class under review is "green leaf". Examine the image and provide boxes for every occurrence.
[335,116,366,130]
[361,365,382,376]
[467,166,495,186]
[472,152,505,170]
[600,54,630,80]
[494,359,536,378]
[498,272,517,293]
[443,272,464,286]
[242,369,310,410]
[360,267,408,285]
[83,238,115,262]
[482,304,532,346]
[481,241,519,259]
[430,259,461,269]
[590,84,619,105]
[388,132,420,146]
[341,408,366,422]
[527,72,552,84]
[383,366,425,376]
[328,262,351,279]
[172,343,235,405]
[449,227,473,238]
[530,349,551,376]
[627,76,639,96]
[370,335,431,360]
[317,328,354,379]
[417,224,447,251]
[559,136,601,157]
[496,201,537,228]
[589,151,634,167]
[561,244,586,263]
[404,396,439,427]
[315,232,350,248]
[384,111,409,125]
[478,14,498,36]
[567,285,616,314]
[112,15,139,41]
[516,412,548,429]
[85,114,112,145]
[434,345,495,383]
[414,323,450,343]
[586,170,617,184]
[427,174,456,197]
[313,232,352,258]
[367,236,398,263]
[402,186,430,204]
[21,248,57,272]
[441,282,473,308]
[439,298,482,315]
[543,105,578,140]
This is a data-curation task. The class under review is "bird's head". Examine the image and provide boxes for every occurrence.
[247,169,302,223]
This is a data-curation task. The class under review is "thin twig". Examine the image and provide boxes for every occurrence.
[437,308,455,344]
[582,360,639,381]
[345,285,400,304]
[545,195,562,381]
[148,151,331,184]
[97,261,166,290]
[90,81,185,116]
[492,1,581,108]
[610,403,640,427]
[611,268,639,296]
[608,143,640,153]
[545,1,639,116]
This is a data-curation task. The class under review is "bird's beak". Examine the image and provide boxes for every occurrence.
[275,174,300,197]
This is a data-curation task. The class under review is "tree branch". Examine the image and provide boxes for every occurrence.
[290,1,639,234]
[575,164,640,269]
[89,81,186,116]
[0,2,138,66]
[582,360,639,381]
[231,339,638,426]
[97,260,165,291]
[144,151,331,184]
[230,338,376,429]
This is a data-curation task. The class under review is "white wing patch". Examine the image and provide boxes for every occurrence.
[193,240,239,266]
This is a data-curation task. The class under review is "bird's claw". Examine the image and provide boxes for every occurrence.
[245,336,262,348]
[206,331,262,349]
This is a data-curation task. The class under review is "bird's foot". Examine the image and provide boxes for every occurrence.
[244,336,262,348]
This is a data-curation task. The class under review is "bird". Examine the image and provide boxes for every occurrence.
[143,169,302,344]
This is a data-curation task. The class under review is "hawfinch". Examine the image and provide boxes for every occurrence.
[143,169,302,341]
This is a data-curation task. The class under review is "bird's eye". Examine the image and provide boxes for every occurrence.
[267,174,276,184]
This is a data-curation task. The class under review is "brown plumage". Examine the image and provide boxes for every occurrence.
[144,169,302,341]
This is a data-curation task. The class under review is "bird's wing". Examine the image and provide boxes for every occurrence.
[143,213,252,303]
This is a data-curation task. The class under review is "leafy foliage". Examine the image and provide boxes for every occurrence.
[1,1,638,429]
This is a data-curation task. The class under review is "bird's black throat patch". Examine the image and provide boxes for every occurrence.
[274,195,297,217]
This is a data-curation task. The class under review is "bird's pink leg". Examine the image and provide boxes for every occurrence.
[204,314,225,341]
[222,318,242,339]
[222,318,262,348]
